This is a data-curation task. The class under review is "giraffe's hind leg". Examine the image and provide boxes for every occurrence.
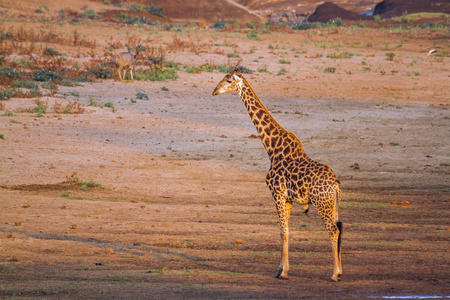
[314,194,342,281]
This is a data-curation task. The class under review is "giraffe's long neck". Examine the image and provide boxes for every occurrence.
[237,78,307,162]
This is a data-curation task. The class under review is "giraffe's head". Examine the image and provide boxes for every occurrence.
[212,68,243,96]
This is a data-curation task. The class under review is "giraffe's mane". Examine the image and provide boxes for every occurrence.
[240,76,302,145]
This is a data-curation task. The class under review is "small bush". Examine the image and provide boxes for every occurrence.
[0,89,15,100]
[235,66,253,73]
[86,67,113,79]
[149,56,165,65]
[128,4,142,12]
[277,67,287,76]
[385,52,396,61]
[247,30,260,40]
[327,18,343,27]
[327,52,354,59]
[145,4,165,17]
[118,14,157,25]
[135,63,179,81]
[217,65,253,74]
[136,92,149,100]
[323,67,336,73]
[12,80,38,89]
[78,9,101,19]
[0,67,19,79]
[291,21,318,30]
[279,59,291,64]
[104,101,116,112]
[210,20,236,30]
[33,70,61,82]
[227,53,240,59]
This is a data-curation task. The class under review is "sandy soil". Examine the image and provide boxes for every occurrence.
[0,13,449,299]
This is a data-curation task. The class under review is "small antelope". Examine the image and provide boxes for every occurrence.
[115,44,140,81]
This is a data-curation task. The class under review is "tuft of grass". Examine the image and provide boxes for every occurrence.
[0,133,4,139]
[277,67,287,76]
[327,52,354,59]
[247,30,260,40]
[77,181,101,190]
[385,52,396,61]
[161,86,169,92]
[104,101,116,112]
[279,59,291,64]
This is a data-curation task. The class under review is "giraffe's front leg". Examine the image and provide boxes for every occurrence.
[272,193,291,279]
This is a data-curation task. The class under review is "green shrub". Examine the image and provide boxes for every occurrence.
[385,52,396,61]
[145,4,165,17]
[78,9,101,19]
[327,18,343,27]
[291,21,318,30]
[0,89,15,100]
[247,30,260,40]
[277,67,287,76]
[136,92,149,100]
[118,13,157,25]
[323,67,336,73]
[33,70,61,82]
[128,4,142,12]
[327,52,354,59]
[12,80,38,89]
[0,67,19,79]
[210,20,236,30]
[217,65,253,74]
[86,67,113,79]
[135,61,179,81]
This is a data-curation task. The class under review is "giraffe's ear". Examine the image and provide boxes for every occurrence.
[232,74,241,81]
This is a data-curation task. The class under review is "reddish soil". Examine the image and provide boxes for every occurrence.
[0,1,449,299]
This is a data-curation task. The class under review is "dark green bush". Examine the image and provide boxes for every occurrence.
[0,67,19,79]
[136,92,149,100]
[33,70,62,82]
[211,20,236,30]
[145,4,165,17]
[0,89,15,100]
[86,67,113,79]
[218,65,253,74]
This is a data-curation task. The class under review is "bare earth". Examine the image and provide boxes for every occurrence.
[0,15,450,300]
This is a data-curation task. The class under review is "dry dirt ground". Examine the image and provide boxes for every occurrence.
[0,16,450,300]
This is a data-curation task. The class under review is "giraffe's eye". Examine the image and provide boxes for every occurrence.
[227,80,232,83]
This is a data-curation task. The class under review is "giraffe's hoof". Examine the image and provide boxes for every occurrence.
[275,271,289,280]
[331,274,342,282]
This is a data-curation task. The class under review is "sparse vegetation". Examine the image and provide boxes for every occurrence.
[385,52,396,61]
[136,92,149,100]
[277,67,287,76]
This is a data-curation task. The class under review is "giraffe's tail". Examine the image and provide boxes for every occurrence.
[335,183,342,259]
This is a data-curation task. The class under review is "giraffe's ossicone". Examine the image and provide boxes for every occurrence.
[213,68,343,281]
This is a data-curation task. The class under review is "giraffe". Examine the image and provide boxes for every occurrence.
[212,68,343,281]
